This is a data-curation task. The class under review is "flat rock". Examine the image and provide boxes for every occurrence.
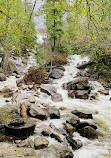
[34,137,49,150]
[78,126,98,139]
[71,110,93,119]
[75,90,89,99]
[29,105,48,120]
[40,84,57,95]
[49,69,64,79]
[98,89,109,95]
[66,115,80,127]
[51,93,63,102]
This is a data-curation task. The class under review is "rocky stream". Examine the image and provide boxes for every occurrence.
[0,53,111,158]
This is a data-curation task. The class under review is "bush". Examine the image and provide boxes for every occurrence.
[24,67,46,84]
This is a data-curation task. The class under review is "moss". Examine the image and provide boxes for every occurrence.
[9,61,16,68]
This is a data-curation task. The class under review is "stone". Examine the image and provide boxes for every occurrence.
[34,137,49,150]
[71,110,93,119]
[75,90,89,99]
[49,69,64,79]
[59,107,67,111]
[29,105,48,120]
[39,125,52,136]
[16,78,24,86]
[40,84,57,95]
[66,115,80,127]
[47,107,60,119]
[76,121,97,131]
[78,126,98,139]
[29,96,35,103]
[52,65,65,71]
[98,89,109,95]
[0,73,6,81]
[0,87,12,93]
[16,138,34,148]
[51,93,63,102]
[51,133,62,143]
[68,90,75,98]
[66,135,82,150]
[50,144,74,158]
[63,123,75,135]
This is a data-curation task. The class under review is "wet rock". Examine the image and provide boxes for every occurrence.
[50,123,65,135]
[40,84,57,95]
[51,133,62,143]
[59,107,67,111]
[51,93,63,102]
[34,137,49,150]
[50,144,74,158]
[71,110,93,119]
[0,87,12,93]
[98,89,109,95]
[16,138,34,148]
[29,96,35,103]
[90,95,96,100]
[66,115,80,127]
[63,123,75,135]
[78,126,98,139]
[76,121,97,131]
[63,77,88,91]
[16,78,24,86]
[52,65,65,71]
[47,107,60,119]
[39,125,52,136]
[68,90,75,98]
[0,73,6,81]
[66,135,82,150]
[29,105,48,120]
[77,61,93,69]
[49,69,64,79]
[75,90,89,99]
[76,70,91,77]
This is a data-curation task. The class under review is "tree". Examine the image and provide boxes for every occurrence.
[0,0,36,72]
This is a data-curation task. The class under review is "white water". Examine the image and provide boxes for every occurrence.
[0,54,111,157]
[38,54,111,158]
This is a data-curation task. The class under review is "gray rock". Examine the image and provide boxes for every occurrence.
[66,135,82,150]
[0,73,6,81]
[76,121,97,131]
[75,90,89,99]
[78,126,98,139]
[51,93,63,102]
[29,105,48,120]
[47,107,60,119]
[49,69,64,79]
[34,137,49,149]
[68,90,75,98]
[40,84,57,95]
[63,123,75,135]
[98,89,109,95]
[50,144,74,158]
[66,115,80,127]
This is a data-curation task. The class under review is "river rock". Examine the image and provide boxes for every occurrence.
[52,65,65,71]
[50,144,74,158]
[68,90,75,98]
[40,84,57,95]
[34,137,49,150]
[66,115,80,127]
[39,125,52,136]
[0,73,6,81]
[63,123,75,135]
[29,105,48,120]
[98,89,109,95]
[51,93,63,102]
[0,87,12,93]
[75,90,89,99]
[49,69,64,79]
[47,107,60,119]
[66,135,82,150]
[71,110,93,119]
[78,126,98,139]
[51,133,62,143]
[76,121,97,131]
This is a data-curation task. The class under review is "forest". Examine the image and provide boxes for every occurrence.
[0,0,111,158]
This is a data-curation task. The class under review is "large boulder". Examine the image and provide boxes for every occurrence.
[29,105,48,120]
[76,121,97,131]
[50,144,74,158]
[71,110,93,119]
[49,69,64,79]
[40,84,57,95]
[0,73,6,81]
[34,137,49,150]
[51,93,63,102]
[78,126,98,139]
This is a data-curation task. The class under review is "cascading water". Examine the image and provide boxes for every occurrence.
[38,54,111,158]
